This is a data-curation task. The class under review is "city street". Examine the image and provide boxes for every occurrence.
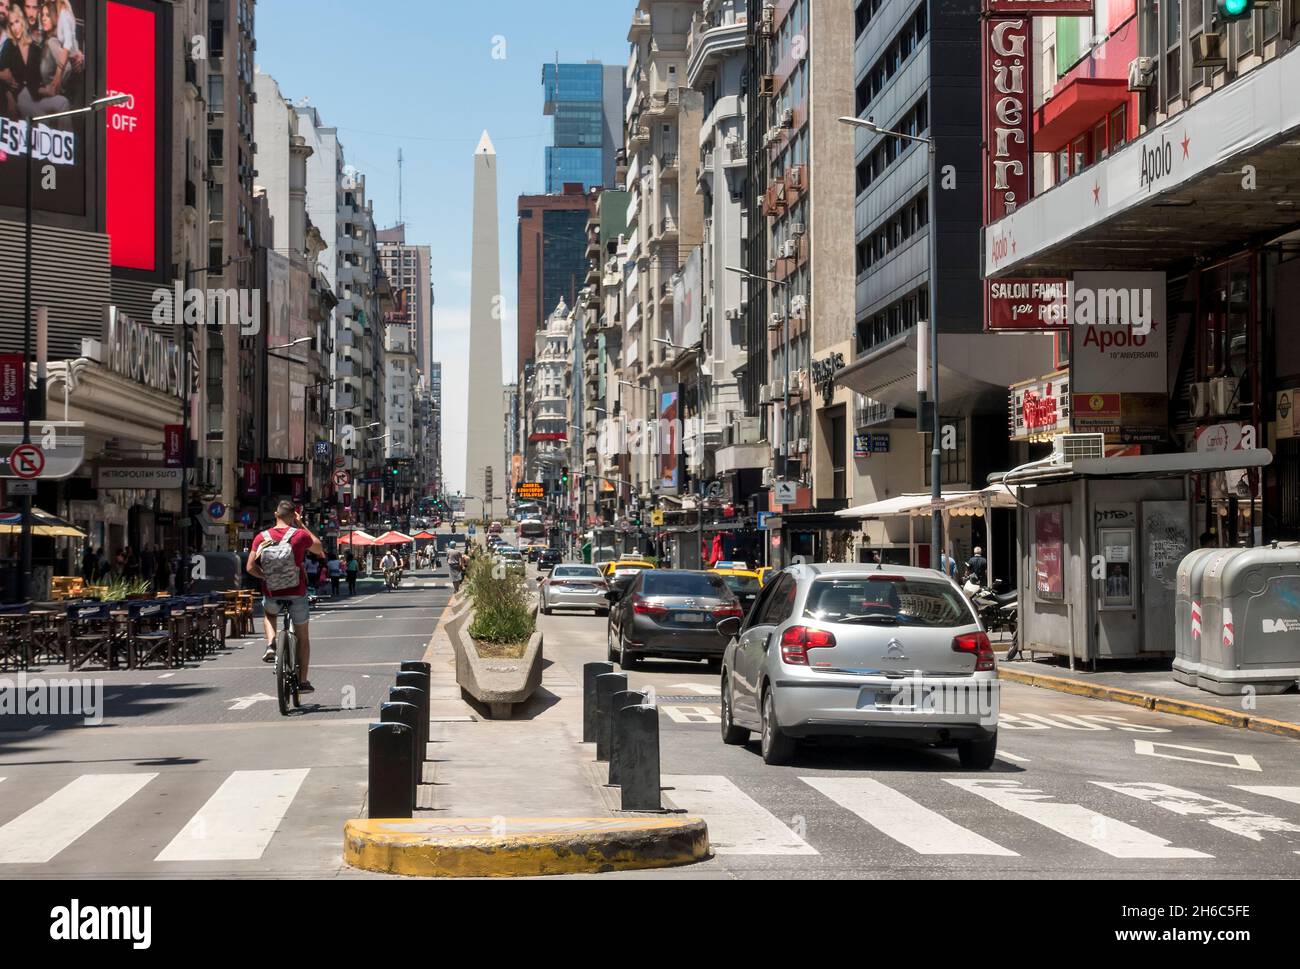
[0,568,452,879]
[535,606,1300,880]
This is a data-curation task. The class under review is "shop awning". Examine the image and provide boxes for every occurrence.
[836,492,984,520]
[1034,78,1128,153]
[835,330,1056,412]
[997,448,1274,484]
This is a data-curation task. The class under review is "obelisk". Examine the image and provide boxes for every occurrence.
[465,131,505,523]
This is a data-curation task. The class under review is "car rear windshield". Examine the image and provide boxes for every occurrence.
[803,578,976,628]
[554,567,601,579]
[642,572,730,597]
[719,574,761,595]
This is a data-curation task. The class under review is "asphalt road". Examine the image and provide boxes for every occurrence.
[0,565,452,879]
[538,606,1300,880]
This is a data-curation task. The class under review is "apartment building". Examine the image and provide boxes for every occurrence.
[624,0,706,516]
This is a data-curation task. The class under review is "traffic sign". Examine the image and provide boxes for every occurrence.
[8,479,36,496]
[774,480,798,505]
[333,469,351,487]
[9,444,44,479]
[208,502,227,521]
[0,422,85,480]
[757,512,773,531]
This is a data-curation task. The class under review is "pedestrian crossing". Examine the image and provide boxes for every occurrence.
[661,773,1300,864]
[0,769,313,867]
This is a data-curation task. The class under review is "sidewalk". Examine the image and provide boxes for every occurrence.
[1000,654,1300,739]
[418,596,609,817]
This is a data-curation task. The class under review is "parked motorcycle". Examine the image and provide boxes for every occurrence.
[967,580,1019,657]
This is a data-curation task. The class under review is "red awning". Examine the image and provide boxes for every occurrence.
[1034,78,1128,153]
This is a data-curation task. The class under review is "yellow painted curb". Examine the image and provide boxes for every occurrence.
[998,668,1300,740]
[344,816,711,878]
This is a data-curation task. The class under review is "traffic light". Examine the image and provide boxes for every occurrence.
[1215,0,1252,21]
[561,466,570,487]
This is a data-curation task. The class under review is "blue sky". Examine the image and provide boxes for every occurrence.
[256,0,632,493]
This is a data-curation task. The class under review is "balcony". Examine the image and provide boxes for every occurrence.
[656,215,678,244]
[686,15,748,89]
[628,125,650,151]
[659,152,679,181]
[627,10,651,41]
[646,88,682,118]
[659,280,674,306]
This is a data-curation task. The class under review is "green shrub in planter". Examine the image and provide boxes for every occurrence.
[465,556,535,646]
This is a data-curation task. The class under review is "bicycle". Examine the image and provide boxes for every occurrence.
[271,598,302,715]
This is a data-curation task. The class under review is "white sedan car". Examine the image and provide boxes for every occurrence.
[539,564,610,616]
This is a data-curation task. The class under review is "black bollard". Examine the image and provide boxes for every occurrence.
[618,704,661,811]
[594,672,628,763]
[368,721,414,819]
[395,673,430,756]
[582,661,615,743]
[400,660,431,678]
[608,690,646,786]
[380,701,421,805]
[389,686,428,774]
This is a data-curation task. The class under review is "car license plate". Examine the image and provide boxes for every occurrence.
[676,612,705,624]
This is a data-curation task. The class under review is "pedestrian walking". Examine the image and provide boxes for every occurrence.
[327,553,343,598]
[345,552,359,596]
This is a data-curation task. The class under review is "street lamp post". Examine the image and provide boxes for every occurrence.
[839,113,942,572]
[19,95,128,599]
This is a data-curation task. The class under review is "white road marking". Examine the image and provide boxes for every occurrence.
[998,751,1031,764]
[947,778,1211,859]
[998,713,1170,733]
[157,673,175,680]
[156,769,310,862]
[1097,782,1300,852]
[663,775,817,855]
[1133,741,1261,772]
[662,705,721,724]
[667,682,722,696]
[0,773,157,864]
[803,777,1016,856]
[227,693,275,711]
[1236,786,1300,807]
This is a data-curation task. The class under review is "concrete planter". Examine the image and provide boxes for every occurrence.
[449,601,543,720]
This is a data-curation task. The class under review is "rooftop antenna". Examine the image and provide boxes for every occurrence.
[397,148,403,227]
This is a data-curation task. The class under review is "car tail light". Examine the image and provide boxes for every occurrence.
[713,604,744,619]
[952,631,995,671]
[780,625,836,665]
[632,597,669,619]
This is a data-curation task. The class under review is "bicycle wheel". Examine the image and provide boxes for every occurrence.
[275,627,291,716]
[288,630,301,708]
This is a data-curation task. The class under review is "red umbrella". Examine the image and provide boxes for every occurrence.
[374,531,415,545]
[411,531,438,540]
[338,530,379,547]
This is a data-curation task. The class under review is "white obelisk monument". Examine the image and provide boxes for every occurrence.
[465,131,505,523]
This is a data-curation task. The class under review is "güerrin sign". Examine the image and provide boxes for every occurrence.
[984,0,1094,13]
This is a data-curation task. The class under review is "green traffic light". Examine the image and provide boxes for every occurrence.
[1221,0,1249,15]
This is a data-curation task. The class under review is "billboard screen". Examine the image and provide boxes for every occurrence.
[0,0,94,215]
[105,0,158,271]
[658,390,679,491]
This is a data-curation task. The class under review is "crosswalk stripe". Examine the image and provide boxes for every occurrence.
[1235,786,1300,807]
[156,769,310,862]
[1098,782,1300,850]
[0,773,157,864]
[803,777,1016,856]
[947,778,1211,859]
[663,775,817,855]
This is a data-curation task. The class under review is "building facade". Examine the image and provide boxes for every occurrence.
[543,61,627,192]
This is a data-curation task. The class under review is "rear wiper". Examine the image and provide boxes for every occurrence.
[836,614,899,625]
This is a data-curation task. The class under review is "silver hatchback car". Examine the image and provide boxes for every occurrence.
[719,563,999,768]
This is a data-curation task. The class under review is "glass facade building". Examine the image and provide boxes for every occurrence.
[542,62,624,192]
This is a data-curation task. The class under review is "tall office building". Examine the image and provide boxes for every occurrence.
[377,225,434,378]
[543,62,626,192]
[466,133,507,522]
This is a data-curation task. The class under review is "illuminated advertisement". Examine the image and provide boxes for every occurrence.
[105,0,158,271]
[1034,507,1065,601]
[658,389,679,491]
[0,0,94,215]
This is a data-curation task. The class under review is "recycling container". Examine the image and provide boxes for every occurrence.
[1198,545,1300,696]
[1172,548,1222,687]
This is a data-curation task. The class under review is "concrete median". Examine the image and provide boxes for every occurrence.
[344,815,710,877]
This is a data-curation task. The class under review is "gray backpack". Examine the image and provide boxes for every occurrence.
[259,528,302,590]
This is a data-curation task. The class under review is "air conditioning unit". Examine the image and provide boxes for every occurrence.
[759,74,776,98]
[761,467,776,487]
[1211,376,1240,415]
[779,108,794,128]
[1051,433,1106,466]
[797,437,809,454]
[786,167,803,190]
[790,295,807,318]
[1191,33,1228,69]
[724,308,739,321]
[790,222,805,238]
[767,257,778,272]
[1189,381,1211,419]
[1128,56,1156,91]
[780,239,798,259]
[769,312,786,330]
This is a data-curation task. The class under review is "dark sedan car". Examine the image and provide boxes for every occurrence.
[606,570,743,671]
[538,548,563,572]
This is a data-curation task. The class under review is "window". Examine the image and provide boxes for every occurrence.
[1109,105,1127,151]
[923,417,968,487]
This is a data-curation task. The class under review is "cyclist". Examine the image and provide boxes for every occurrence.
[380,548,399,589]
[247,500,324,693]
